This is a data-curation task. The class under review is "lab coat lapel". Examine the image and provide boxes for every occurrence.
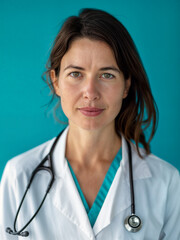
[51,128,95,239]
[93,137,152,236]
[48,128,152,237]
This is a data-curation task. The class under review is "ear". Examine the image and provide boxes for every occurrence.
[123,77,131,99]
[50,70,61,96]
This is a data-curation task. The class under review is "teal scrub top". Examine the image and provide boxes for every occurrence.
[67,147,122,227]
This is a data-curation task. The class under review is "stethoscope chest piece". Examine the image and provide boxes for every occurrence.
[124,214,142,233]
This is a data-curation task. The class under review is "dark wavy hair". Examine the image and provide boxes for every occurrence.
[42,8,158,157]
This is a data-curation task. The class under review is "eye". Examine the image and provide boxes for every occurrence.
[101,73,115,79]
[69,72,82,78]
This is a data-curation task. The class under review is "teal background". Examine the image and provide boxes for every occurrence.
[0,0,180,178]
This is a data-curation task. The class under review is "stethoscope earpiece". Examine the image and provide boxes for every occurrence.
[6,227,29,237]
[124,214,142,233]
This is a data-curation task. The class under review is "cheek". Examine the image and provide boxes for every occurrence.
[59,80,73,101]
[59,83,78,112]
[108,84,125,103]
[107,86,125,115]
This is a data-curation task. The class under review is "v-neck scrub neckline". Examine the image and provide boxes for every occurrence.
[67,147,122,227]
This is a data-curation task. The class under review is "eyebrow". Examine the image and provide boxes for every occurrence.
[63,64,121,73]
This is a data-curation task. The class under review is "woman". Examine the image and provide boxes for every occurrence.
[0,8,180,240]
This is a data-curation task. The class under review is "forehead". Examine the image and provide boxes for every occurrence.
[60,38,118,68]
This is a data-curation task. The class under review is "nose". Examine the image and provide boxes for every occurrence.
[82,77,100,101]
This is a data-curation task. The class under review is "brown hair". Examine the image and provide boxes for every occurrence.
[42,8,158,157]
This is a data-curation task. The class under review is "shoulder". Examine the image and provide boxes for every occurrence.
[1,127,69,185]
[135,147,180,187]
[130,146,180,212]
[145,153,179,180]
[2,137,55,182]
[129,142,180,185]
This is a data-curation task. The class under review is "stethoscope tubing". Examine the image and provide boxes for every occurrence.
[12,155,54,235]
[6,131,142,236]
[127,141,135,214]
[6,132,63,236]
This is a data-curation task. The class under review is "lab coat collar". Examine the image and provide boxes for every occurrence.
[50,127,152,238]
[52,128,151,180]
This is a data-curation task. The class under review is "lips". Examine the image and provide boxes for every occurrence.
[78,107,104,117]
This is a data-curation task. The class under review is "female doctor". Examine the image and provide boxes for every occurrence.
[0,8,180,240]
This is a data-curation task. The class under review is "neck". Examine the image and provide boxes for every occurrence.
[65,123,121,167]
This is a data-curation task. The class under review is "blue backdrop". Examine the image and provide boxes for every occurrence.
[0,0,180,178]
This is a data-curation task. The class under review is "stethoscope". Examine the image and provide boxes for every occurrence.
[6,130,142,237]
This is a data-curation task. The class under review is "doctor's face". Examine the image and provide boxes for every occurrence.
[52,38,130,131]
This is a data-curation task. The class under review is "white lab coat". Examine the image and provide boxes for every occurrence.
[0,127,180,240]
